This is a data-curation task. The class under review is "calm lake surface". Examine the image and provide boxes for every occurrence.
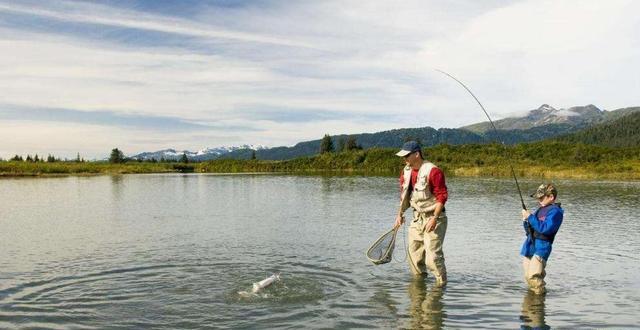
[1,174,639,329]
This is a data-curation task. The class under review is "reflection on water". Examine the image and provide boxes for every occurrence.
[408,278,445,330]
[369,286,399,317]
[520,291,548,330]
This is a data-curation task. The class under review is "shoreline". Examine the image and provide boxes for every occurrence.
[3,142,640,181]
[2,167,639,181]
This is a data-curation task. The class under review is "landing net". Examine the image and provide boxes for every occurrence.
[366,227,398,265]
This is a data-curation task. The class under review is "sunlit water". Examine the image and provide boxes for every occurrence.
[1,174,639,329]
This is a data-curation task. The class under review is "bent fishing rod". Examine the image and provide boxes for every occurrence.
[435,69,527,210]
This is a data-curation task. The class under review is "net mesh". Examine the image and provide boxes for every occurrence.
[366,228,398,265]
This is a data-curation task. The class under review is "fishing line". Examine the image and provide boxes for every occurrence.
[374,69,528,271]
[392,222,408,263]
[434,69,527,210]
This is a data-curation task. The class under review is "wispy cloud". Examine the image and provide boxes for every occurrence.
[236,105,396,123]
[0,0,639,158]
[0,103,260,131]
[0,1,321,50]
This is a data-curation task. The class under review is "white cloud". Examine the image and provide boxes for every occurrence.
[0,0,639,158]
[413,0,640,113]
[0,35,278,117]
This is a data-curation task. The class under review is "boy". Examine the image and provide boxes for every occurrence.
[521,183,564,294]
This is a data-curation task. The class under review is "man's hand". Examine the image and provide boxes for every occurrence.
[394,214,405,229]
[426,216,437,232]
[522,209,531,221]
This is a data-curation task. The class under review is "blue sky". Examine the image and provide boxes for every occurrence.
[1,0,639,159]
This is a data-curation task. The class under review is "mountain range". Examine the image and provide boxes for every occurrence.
[462,104,639,132]
[556,109,640,148]
[131,104,640,161]
[132,145,266,161]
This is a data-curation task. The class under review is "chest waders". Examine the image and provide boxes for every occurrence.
[402,162,447,282]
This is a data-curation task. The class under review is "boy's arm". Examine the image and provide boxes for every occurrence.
[528,208,563,235]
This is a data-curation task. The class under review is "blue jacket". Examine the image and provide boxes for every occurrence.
[520,204,564,260]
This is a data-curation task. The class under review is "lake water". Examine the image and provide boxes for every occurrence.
[1,174,639,329]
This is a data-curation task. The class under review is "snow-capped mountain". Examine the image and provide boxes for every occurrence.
[132,145,267,161]
[523,104,604,127]
[463,104,607,132]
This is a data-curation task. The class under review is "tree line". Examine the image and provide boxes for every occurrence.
[3,148,191,164]
[319,134,363,153]
[7,153,82,163]
[556,111,640,148]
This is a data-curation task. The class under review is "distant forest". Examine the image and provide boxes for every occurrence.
[555,111,640,148]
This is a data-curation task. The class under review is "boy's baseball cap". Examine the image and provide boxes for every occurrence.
[531,183,558,198]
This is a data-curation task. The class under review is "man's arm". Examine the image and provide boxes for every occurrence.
[394,170,410,228]
[426,167,448,232]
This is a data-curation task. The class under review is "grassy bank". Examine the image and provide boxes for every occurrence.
[196,142,640,180]
[0,161,183,176]
[3,142,640,180]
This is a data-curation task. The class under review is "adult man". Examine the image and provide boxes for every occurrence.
[521,183,564,294]
[394,141,449,286]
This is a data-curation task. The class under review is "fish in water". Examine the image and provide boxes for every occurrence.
[252,273,280,293]
[238,273,281,297]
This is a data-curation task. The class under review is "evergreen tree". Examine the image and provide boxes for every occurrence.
[319,134,334,153]
[179,153,189,163]
[337,137,346,152]
[251,150,257,160]
[109,148,125,164]
[34,154,40,162]
[26,155,33,162]
[345,136,361,151]
[75,153,81,162]
[47,154,56,162]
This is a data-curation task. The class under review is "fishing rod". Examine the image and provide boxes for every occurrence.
[435,69,527,210]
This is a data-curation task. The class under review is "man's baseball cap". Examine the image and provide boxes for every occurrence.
[395,141,421,157]
[530,183,558,198]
